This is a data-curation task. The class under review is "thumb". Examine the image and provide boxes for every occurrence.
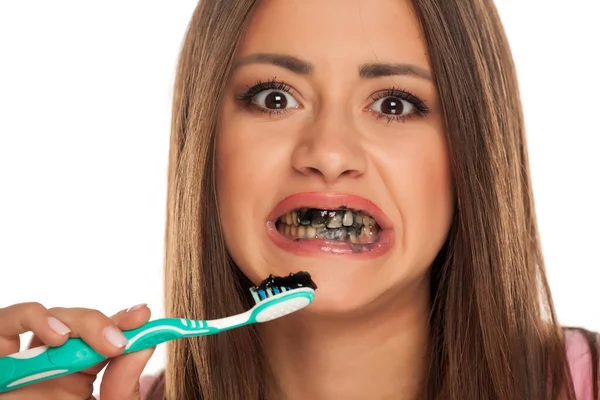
[99,347,155,400]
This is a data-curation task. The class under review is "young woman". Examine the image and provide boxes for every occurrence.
[1,0,598,399]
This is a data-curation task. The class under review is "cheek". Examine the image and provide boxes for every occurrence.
[216,117,257,268]
[215,107,293,281]
[378,129,453,266]
[217,132,263,208]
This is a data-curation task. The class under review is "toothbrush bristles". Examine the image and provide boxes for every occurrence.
[249,284,311,304]
[248,284,304,304]
[249,271,318,305]
[250,287,261,304]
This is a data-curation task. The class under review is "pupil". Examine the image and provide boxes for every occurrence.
[382,98,403,115]
[265,91,287,109]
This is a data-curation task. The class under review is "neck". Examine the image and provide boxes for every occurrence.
[259,283,431,400]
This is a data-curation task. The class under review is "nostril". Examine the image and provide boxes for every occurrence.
[297,166,361,180]
[306,166,321,175]
[340,169,361,178]
[295,166,325,178]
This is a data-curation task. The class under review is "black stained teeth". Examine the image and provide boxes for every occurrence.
[322,229,346,240]
[281,208,376,230]
[326,213,343,229]
[276,207,380,244]
[353,221,363,236]
[309,209,327,227]
[298,209,311,226]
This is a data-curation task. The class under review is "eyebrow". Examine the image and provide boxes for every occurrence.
[233,53,432,81]
[359,63,432,81]
[233,53,313,74]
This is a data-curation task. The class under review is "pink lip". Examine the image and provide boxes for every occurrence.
[265,192,395,258]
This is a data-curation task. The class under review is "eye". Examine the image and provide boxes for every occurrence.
[369,96,415,116]
[237,80,302,115]
[252,89,300,110]
[366,88,430,122]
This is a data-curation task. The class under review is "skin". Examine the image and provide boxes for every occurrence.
[0,303,153,400]
[218,0,454,398]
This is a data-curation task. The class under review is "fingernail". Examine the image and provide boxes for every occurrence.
[103,326,128,348]
[48,317,71,335]
[126,303,147,312]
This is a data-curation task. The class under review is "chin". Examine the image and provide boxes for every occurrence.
[282,261,392,317]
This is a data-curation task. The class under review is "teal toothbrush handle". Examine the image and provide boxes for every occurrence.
[0,318,221,393]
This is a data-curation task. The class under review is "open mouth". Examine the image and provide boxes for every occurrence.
[275,207,380,244]
[266,192,393,257]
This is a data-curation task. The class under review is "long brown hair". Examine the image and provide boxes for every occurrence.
[153,0,597,398]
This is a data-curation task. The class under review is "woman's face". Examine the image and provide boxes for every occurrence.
[217,0,453,313]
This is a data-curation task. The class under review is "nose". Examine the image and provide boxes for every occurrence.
[291,110,367,185]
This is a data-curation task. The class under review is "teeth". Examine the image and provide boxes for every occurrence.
[298,209,311,226]
[310,209,327,227]
[357,218,380,243]
[322,228,346,240]
[342,211,353,227]
[362,216,371,228]
[316,227,328,239]
[297,225,306,239]
[359,225,370,243]
[355,214,362,225]
[276,207,379,244]
[326,212,343,228]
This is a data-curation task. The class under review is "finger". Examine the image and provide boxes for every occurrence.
[27,304,151,350]
[79,304,152,377]
[24,304,152,380]
[99,347,155,400]
[0,302,70,356]
[46,307,130,358]
[113,304,151,331]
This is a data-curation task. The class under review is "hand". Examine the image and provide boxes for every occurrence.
[0,302,155,400]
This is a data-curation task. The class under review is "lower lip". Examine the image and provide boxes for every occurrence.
[265,221,394,259]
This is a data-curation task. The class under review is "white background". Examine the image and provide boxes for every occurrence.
[0,1,598,395]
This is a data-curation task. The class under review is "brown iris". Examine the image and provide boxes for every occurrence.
[264,91,287,109]
[380,97,403,115]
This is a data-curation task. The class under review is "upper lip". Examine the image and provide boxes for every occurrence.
[267,192,393,230]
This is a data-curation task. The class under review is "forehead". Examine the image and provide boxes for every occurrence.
[237,0,430,70]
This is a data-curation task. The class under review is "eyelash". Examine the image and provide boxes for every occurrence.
[236,78,431,123]
[236,79,297,116]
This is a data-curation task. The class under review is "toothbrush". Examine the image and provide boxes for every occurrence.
[0,271,317,393]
